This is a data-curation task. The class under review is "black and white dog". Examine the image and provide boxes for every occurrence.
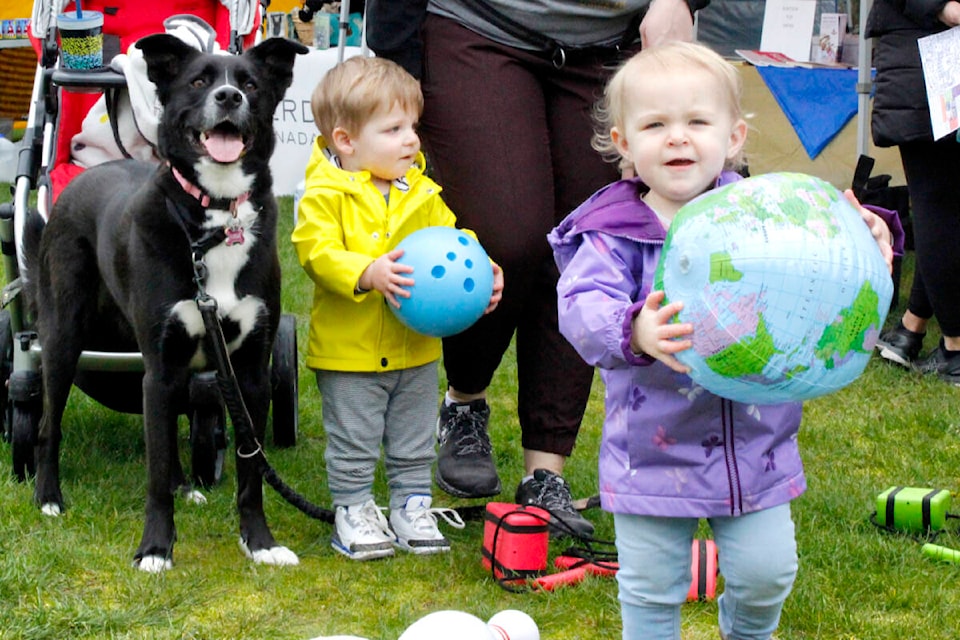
[23,34,307,572]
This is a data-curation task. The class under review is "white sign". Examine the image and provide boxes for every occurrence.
[760,0,817,62]
[271,47,365,195]
[918,26,960,140]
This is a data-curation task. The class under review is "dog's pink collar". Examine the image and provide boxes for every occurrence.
[171,166,250,213]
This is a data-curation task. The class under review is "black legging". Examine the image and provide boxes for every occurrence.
[419,14,633,455]
[903,268,934,324]
[899,137,960,337]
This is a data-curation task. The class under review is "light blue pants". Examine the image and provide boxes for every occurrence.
[316,363,438,510]
[614,504,798,640]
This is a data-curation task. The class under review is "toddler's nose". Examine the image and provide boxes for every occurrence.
[667,125,689,145]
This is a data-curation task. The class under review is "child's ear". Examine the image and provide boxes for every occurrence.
[611,127,632,164]
[726,118,748,161]
[330,126,354,156]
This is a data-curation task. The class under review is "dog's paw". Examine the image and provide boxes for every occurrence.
[40,503,62,517]
[135,555,173,573]
[239,537,300,566]
[183,489,207,505]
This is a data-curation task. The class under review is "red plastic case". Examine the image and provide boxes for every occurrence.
[482,502,550,579]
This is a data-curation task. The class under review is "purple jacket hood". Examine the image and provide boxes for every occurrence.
[549,173,743,273]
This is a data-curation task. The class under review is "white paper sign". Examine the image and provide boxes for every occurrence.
[760,0,818,62]
[271,47,365,195]
[918,26,960,140]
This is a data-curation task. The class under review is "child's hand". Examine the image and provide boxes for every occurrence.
[484,263,504,314]
[631,290,693,373]
[843,189,894,273]
[358,248,415,308]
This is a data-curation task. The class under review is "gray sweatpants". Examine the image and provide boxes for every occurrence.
[316,362,438,510]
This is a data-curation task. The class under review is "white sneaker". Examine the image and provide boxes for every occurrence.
[389,495,465,555]
[332,500,396,561]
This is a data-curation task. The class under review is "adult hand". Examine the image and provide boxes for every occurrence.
[357,248,415,308]
[630,290,693,372]
[843,189,894,273]
[940,0,960,26]
[639,0,695,48]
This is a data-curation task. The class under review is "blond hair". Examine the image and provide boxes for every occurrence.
[311,56,423,142]
[592,42,745,171]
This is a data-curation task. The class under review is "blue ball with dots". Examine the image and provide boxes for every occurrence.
[390,226,494,337]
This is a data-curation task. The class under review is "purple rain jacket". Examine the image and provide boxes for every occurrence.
[547,172,808,519]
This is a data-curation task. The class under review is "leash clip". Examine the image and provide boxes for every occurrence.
[192,253,215,305]
[195,292,217,310]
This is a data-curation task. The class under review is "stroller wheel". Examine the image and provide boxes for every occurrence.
[11,401,39,481]
[8,366,41,481]
[0,309,12,442]
[270,313,298,448]
[190,406,226,488]
[189,371,226,488]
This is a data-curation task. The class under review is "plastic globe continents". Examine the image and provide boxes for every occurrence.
[390,226,494,337]
[654,172,893,404]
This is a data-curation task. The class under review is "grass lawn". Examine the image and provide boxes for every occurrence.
[1,188,959,639]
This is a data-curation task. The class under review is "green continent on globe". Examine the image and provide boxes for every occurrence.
[815,280,882,368]
[704,314,781,378]
[709,252,743,283]
[693,173,843,240]
[772,191,841,238]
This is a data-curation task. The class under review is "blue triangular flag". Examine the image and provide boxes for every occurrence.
[756,67,863,159]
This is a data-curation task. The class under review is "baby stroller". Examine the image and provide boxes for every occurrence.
[0,0,299,485]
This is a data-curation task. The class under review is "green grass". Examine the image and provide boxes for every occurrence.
[2,188,960,639]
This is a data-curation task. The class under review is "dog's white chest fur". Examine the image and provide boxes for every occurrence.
[171,200,264,367]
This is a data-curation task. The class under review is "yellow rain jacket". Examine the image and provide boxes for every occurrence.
[292,139,464,372]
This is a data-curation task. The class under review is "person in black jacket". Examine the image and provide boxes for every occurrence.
[868,0,960,383]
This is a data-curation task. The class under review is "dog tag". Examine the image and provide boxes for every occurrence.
[225,221,245,246]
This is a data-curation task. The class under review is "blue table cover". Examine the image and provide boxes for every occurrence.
[756,66,868,159]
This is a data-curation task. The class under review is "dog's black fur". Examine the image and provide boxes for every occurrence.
[23,35,307,571]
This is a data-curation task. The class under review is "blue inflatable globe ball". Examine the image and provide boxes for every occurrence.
[654,172,893,404]
[390,227,494,337]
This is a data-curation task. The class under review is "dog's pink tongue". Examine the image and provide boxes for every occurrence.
[203,131,245,163]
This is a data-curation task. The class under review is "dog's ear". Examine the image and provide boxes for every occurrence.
[245,38,309,101]
[136,34,203,102]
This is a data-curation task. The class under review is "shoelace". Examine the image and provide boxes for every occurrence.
[350,503,394,538]
[444,410,493,456]
[406,505,467,533]
[533,475,577,514]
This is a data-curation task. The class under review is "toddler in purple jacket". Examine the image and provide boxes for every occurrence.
[548,42,900,640]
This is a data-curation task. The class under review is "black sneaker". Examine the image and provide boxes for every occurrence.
[914,339,960,385]
[515,469,595,539]
[876,323,925,367]
[435,399,501,498]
